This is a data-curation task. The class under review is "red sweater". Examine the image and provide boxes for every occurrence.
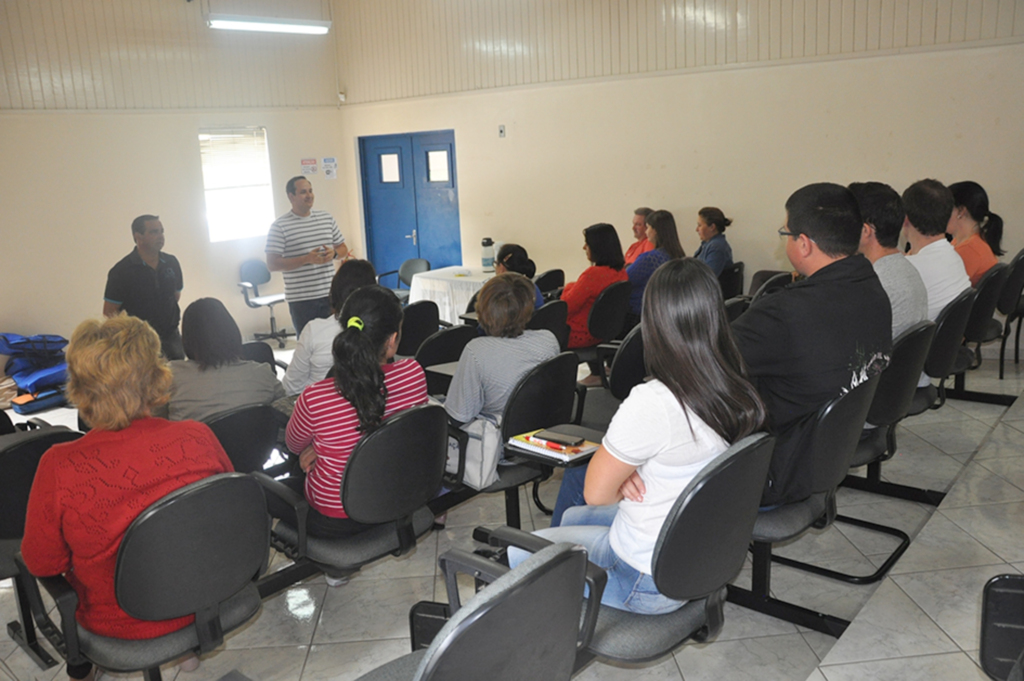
[562,266,629,348]
[287,358,428,518]
[22,418,233,640]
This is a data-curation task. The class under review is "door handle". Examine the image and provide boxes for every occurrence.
[407,229,418,246]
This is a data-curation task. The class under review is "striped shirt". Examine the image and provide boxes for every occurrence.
[265,210,345,303]
[286,359,427,518]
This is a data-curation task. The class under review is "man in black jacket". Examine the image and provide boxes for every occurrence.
[732,183,892,507]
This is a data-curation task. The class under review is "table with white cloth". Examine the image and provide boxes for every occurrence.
[408,266,493,325]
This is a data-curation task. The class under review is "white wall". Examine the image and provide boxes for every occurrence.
[337,42,1024,287]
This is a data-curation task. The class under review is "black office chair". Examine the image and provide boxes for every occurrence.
[750,271,791,302]
[204,404,280,474]
[981,574,1024,681]
[959,263,1010,371]
[397,300,441,357]
[481,432,775,670]
[748,269,789,296]
[378,258,430,304]
[526,300,569,351]
[355,543,598,681]
[909,287,977,413]
[17,473,269,681]
[0,410,15,435]
[240,340,288,378]
[2,426,84,670]
[239,259,290,348]
[724,296,751,322]
[726,374,881,637]
[998,249,1024,380]
[842,321,943,503]
[436,352,589,528]
[256,404,448,597]
[594,324,645,398]
[533,269,565,294]
[718,261,745,299]
[416,324,478,395]
[572,281,632,370]
[775,322,936,586]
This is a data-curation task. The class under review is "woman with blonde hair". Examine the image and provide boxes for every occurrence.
[22,315,232,681]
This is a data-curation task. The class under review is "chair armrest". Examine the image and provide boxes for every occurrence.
[448,422,469,484]
[274,359,289,374]
[14,553,80,663]
[377,270,399,287]
[437,320,453,328]
[473,526,606,651]
[239,281,255,291]
[573,384,587,425]
[15,417,51,431]
[252,472,310,558]
[437,548,511,614]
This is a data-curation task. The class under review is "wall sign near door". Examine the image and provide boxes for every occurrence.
[301,158,318,174]
[322,157,337,180]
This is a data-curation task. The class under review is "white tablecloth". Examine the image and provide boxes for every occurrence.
[409,266,493,324]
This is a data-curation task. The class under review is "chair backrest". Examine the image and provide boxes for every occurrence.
[750,272,791,302]
[526,300,569,350]
[398,300,441,356]
[586,280,632,343]
[718,261,745,300]
[341,404,448,524]
[533,269,565,294]
[748,269,788,296]
[415,325,477,368]
[0,426,83,539]
[115,473,268,622]
[399,259,431,288]
[240,341,279,376]
[608,324,645,401]
[924,287,977,379]
[997,248,1024,317]
[724,296,750,323]
[865,321,937,428]
[417,543,587,681]
[652,433,774,600]
[500,352,579,442]
[0,411,14,436]
[964,263,1009,342]
[239,259,272,291]
[204,404,280,474]
[465,291,479,314]
[805,374,881,496]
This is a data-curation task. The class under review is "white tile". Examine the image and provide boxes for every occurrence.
[313,575,435,643]
[819,650,989,680]
[574,655,684,680]
[977,456,1024,492]
[939,462,1024,508]
[946,399,1008,425]
[801,629,839,662]
[673,633,820,681]
[892,563,1020,651]
[903,420,994,456]
[302,640,410,681]
[179,645,307,681]
[834,499,932,556]
[762,560,881,622]
[974,422,1024,461]
[818,579,957,666]
[942,502,1024,563]
[224,584,326,649]
[887,513,1003,575]
[713,602,799,641]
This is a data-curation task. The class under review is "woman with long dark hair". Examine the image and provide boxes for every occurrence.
[284,286,427,552]
[533,259,767,613]
[693,206,735,277]
[948,181,1004,286]
[624,210,685,327]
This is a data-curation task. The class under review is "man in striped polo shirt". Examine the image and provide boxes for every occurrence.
[266,176,349,335]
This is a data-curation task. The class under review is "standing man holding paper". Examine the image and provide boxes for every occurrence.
[266,176,349,335]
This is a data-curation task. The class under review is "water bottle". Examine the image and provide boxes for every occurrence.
[481,237,495,272]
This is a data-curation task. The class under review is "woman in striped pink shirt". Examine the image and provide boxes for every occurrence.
[284,285,427,540]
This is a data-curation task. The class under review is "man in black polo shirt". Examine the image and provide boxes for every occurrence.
[732,183,892,507]
[103,215,185,359]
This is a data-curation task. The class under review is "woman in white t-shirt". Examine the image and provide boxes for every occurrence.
[511,258,767,614]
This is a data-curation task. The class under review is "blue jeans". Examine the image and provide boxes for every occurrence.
[551,464,589,526]
[508,504,684,615]
[289,297,332,337]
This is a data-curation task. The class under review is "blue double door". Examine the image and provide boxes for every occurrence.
[359,130,462,281]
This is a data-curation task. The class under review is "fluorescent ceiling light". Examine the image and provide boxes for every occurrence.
[206,13,331,35]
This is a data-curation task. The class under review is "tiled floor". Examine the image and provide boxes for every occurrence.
[2,352,1022,681]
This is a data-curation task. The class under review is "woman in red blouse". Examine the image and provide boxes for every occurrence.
[22,315,233,681]
[561,223,629,385]
[284,285,427,549]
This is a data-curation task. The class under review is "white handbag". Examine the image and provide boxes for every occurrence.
[447,415,502,491]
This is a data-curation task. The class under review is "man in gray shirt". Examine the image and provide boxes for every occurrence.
[851,182,928,339]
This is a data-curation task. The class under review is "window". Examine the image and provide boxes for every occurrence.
[198,127,275,242]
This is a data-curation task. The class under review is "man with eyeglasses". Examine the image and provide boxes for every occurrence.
[732,183,892,508]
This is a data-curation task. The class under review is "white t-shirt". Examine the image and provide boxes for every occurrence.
[906,239,971,321]
[282,316,341,395]
[605,379,728,575]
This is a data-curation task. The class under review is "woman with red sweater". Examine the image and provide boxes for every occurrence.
[22,315,233,681]
[562,223,628,385]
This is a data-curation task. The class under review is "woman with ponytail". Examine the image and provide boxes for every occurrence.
[284,285,427,545]
[948,181,1004,286]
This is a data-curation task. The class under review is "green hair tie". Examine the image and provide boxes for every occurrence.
[346,316,364,331]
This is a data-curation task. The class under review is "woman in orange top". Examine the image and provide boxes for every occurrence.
[948,181,1004,286]
[561,223,628,385]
